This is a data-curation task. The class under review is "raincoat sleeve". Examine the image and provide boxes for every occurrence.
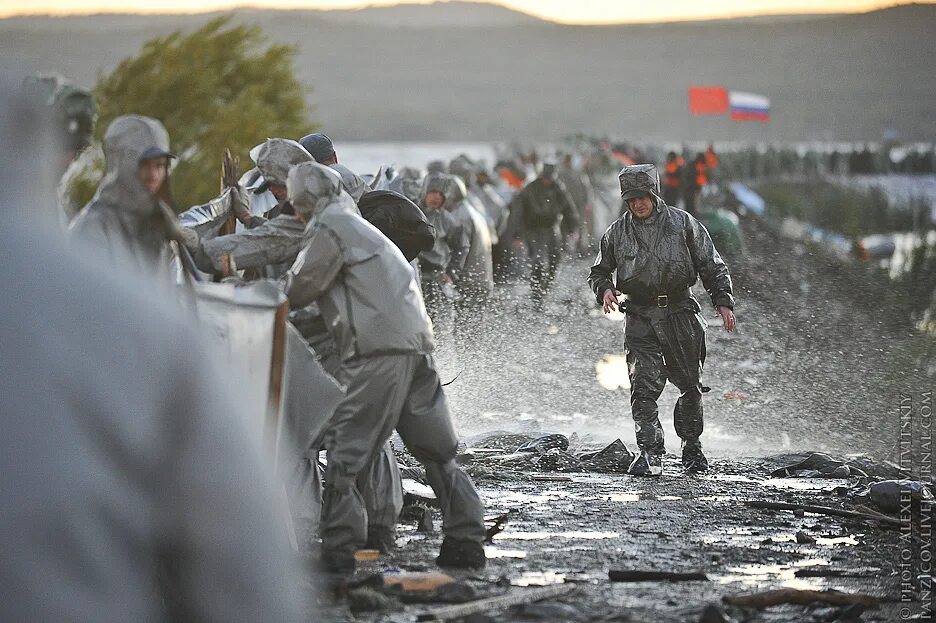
[445,212,470,281]
[198,216,307,272]
[686,215,735,309]
[587,226,618,304]
[505,189,526,241]
[558,184,581,234]
[281,226,344,309]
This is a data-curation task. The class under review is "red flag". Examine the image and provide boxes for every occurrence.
[688,86,729,115]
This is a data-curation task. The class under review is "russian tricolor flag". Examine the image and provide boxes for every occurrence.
[729,91,770,122]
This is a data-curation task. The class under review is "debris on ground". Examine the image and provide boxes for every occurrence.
[608,570,709,582]
[721,588,880,609]
[864,479,934,514]
[770,452,869,478]
[414,583,578,621]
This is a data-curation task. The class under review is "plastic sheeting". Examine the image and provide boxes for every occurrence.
[279,323,344,539]
[192,280,286,441]
[728,182,766,216]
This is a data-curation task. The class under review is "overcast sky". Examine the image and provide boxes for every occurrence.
[0,0,928,23]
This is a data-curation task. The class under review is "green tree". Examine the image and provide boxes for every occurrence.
[69,16,312,209]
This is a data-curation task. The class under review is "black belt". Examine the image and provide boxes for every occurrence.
[625,289,691,308]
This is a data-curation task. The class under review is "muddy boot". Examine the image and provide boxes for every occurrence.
[681,439,709,473]
[628,450,663,477]
[365,525,397,553]
[435,538,486,570]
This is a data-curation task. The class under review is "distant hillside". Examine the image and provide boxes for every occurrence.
[2,2,934,141]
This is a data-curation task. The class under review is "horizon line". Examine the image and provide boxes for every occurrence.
[0,0,929,25]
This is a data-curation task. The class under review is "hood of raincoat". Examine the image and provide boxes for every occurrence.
[619,163,662,200]
[250,139,314,187]
[449,154,476,182]
[391,166,424,204]
[286,161,347,218]
[329,162,366,202]
[91,115,171,220]
[420,172,468,210]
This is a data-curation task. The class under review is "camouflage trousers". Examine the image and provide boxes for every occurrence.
[624,305,707,454]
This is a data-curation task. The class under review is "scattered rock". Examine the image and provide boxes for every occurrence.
[518,434,570,454]
[509,601,583,621]
[346,586,403,613]
[535,448,582,472]
[866,480,934,514]
[418,507,435,533]
[578,439,635,473]
[699,603,737,623]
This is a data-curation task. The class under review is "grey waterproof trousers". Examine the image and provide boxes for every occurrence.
[321,354,486,558]
[525,228,561,301]
[624,305,707,454]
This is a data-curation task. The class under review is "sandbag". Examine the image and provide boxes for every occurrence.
[358,190,435,261]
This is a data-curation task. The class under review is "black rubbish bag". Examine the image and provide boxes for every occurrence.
[359,190,435,261]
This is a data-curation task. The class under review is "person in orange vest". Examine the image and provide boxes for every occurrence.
[662,151,685,207]
[685,152,708,215]
[705,144,719,173]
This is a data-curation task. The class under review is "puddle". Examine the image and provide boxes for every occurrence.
[698,495,732,502]
[720,558,831,590]
[514,572,566,587]
[482,490,583,508]
[762,478,851,492]
[495,531,621,541]
[484,546,527,559]
[596,354,630,391]
[609,492,642,502]
[656,495,684,501]
[397,534,427,546]
[705,474,759,483]
[816,535,860,546]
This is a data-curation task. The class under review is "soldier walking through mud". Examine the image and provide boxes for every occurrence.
[508,162,580,304]
[588,164,736,476]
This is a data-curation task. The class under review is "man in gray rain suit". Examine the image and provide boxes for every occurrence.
[444,175,494,328]
[588,164,736,476]
[185,138,313,277]
[282,162,487,576]
[418,172,470,329]
[69,115,180,278]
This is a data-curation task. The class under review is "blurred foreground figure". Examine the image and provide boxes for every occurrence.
[22,72,96,224]
[588,164,736,477]
[282,162,487,576]
[0,80,302,622]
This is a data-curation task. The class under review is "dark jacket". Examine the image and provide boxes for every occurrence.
[588,201,734,310]
[508,176,580,238]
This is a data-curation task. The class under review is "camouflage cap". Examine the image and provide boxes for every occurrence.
[619,164,660,199]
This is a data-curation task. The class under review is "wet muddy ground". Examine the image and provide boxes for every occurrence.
[351,455,909,622]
